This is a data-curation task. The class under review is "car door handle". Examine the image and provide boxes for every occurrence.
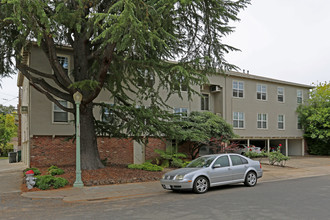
[228,168,232,171]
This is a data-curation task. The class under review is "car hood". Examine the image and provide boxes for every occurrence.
[165,168,202,176]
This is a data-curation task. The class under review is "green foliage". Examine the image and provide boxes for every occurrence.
[52,177,69,189]
[35,175,54,190]
[297,82,330,155]
[0,0,250,169]
[23,167,41,176]
[0,113,17,154]
[47,165,64,176]
[154,149,187,168]
[244,151,268,159]
[35,175,68,190]
[0,105,16,115]
[268,151,290,167]
[172,111,236,159]
[128,162,163,172]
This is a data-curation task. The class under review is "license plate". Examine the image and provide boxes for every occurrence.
[165,185,171,189]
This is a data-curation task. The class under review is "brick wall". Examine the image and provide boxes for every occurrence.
[145,138,167,161]
[30,136,166,167]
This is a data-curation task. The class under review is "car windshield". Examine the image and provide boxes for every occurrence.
[186,155,217,168]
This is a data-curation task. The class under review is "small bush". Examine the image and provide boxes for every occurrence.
[35,175,54,190]
[23,167,41,176]
[48,165,64,176]
[53,177,69,189]
[244,151,268,159]
[35,175,68,190]
[268,151,290,166]
[128,162,163,172]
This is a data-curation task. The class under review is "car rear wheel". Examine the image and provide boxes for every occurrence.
[244,171,257,187]
[193,176,209,194]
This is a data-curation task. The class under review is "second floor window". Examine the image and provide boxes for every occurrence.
[57,56,69,74]
[53,100,68,123]
[257,84,267,101]
[233,81,244,98]
[278,115,284,130]
[137,69,155,87]
[101,104,115,123]
[233,112,244,129]
[277,87,284,102]
[257,113,267,129]
[201,94,209,111]
[297,90,303,104]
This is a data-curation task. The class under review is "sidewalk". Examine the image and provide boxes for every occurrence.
[4,157,330,202]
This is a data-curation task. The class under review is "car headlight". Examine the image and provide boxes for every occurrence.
[175,175,184,180]
[162,174,166,179]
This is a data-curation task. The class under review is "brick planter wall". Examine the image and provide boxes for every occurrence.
[30,136,166,167]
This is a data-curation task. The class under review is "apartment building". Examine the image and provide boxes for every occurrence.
[17,45,312,167]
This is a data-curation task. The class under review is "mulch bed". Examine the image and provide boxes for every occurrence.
[21,164,167,192]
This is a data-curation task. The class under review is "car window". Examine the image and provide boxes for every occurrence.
[213,156,230,167]
[230,155,243,166]
[240,156,248,164]
[186,155,217,168]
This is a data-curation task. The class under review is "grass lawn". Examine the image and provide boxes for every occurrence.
[0,157,8,160]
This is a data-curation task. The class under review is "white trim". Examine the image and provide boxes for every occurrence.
[277,87,285,103]
[52,100,70,124]
[233,112,245,129]
[277,114,285,130]
[256,84,267,101]
[232,80,244,98]
[257,113,268,129]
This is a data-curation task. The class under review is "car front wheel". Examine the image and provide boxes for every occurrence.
[193,176,209,194]
[244,171,257,187]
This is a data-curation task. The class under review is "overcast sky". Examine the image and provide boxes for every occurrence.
[1,0,329,107]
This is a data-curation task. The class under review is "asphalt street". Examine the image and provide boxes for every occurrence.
[1,175,330,220]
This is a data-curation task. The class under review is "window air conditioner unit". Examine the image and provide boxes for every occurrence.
[210,85,221,93]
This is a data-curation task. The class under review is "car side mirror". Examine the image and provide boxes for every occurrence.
[213,164,221,169]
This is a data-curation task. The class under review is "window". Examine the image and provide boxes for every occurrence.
[101,104,115,123]
[137,69,155,87]
[213,156,230,167]
[278,115,285,130]
[57,56,69,74]
[297,116,302,129]
[257,113,267,129]
[233,112,244,129]
[201,94,209,111]
[257,84,267,100]
[53,100,68,123]
[230,155,244,166]
[233,81,244,98]
[277,87,284,102]
[297,90,303,104]
[174,108,188,119]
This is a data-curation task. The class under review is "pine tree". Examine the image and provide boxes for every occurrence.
[0,0,250,169]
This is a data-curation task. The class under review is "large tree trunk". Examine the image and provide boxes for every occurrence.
[79,102,104,170]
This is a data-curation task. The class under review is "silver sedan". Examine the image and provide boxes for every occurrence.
[160,153,263,193]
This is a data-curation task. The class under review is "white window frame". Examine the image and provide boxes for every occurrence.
[278,114,285,130]
[174,107,188,119]
[56,54,70,75]
[233,112,245,129]
[297,90,303,104]
[201,93,210,111]
[257,84,267,101]
[100,103,115,122]
[277,87,285,103]
[257,113,268,129]
[232,80,244,98]
[52,100,69,124]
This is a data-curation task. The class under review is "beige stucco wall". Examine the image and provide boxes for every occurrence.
[22,46,312,141]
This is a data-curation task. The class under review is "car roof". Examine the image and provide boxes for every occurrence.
[200,153,243,157]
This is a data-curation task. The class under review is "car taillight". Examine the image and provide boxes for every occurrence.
[260,163,262,169]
